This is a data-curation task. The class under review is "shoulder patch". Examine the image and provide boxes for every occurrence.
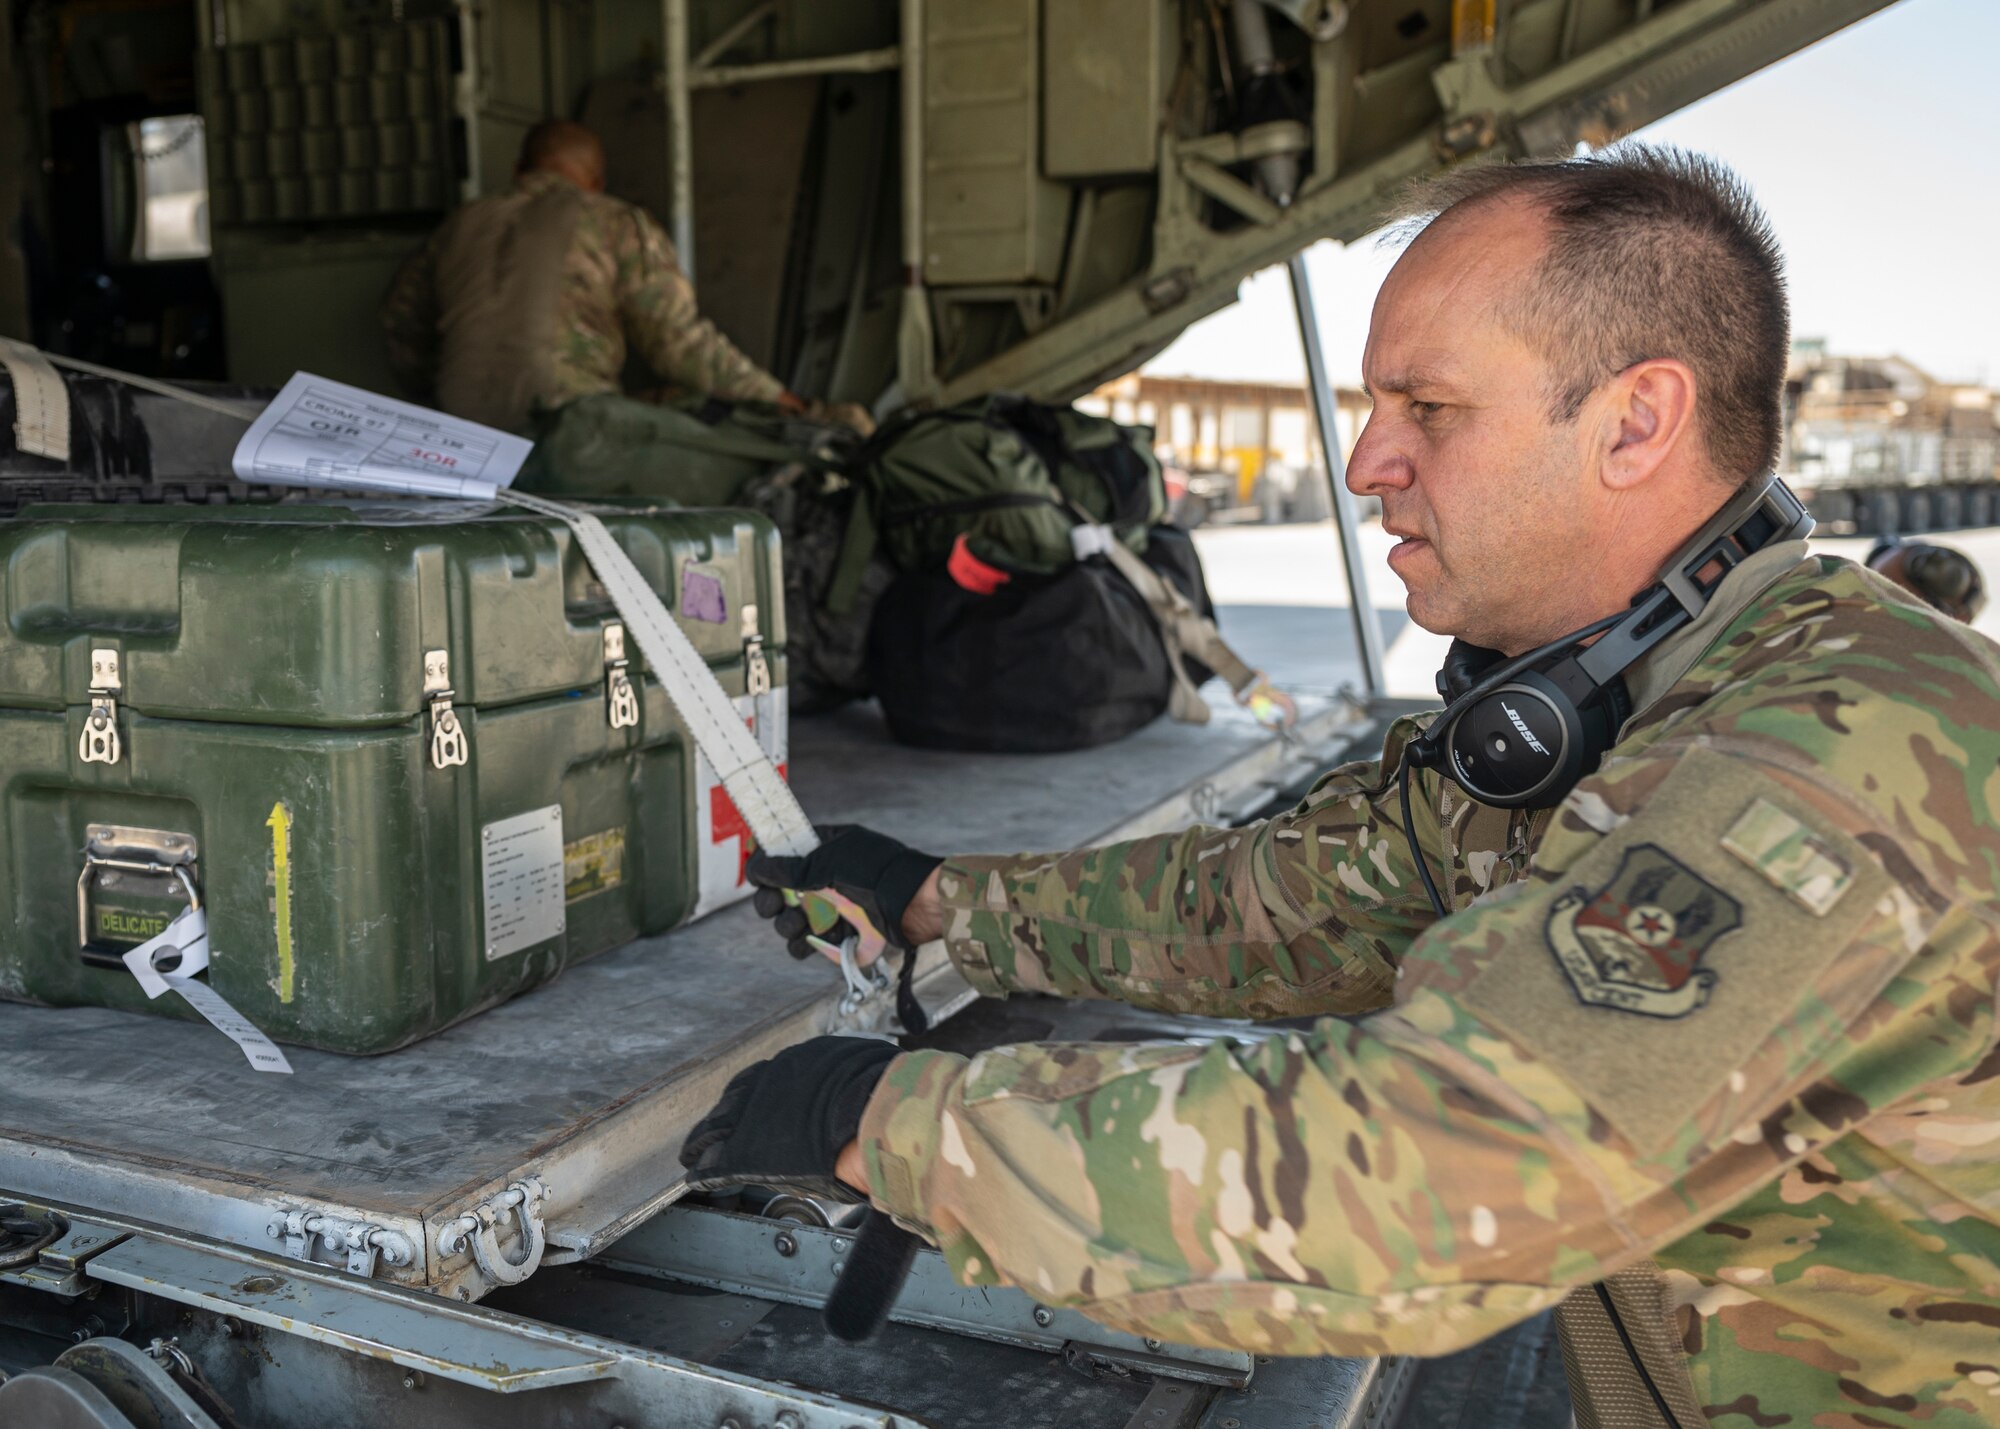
[1547,845,1741,1019]
[1459,748,1890,1155]
[1721,798,1855,916]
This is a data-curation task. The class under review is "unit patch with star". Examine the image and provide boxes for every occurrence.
[1545,844,1742,1018]
[1457,749,1894,1154]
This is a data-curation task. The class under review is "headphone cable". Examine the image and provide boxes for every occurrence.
[1398,760,1449,920]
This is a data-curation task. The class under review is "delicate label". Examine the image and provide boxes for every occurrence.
[564,828,626,903]
[482,805,566,959]
[95,905,176,944]
[681,567,728,624]
[122,909,293,1074]
[231,372,531,499]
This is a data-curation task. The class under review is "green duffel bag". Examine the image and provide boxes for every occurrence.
[856,394,1169,576]
[515,392,854,505]
[0,499,787,1054]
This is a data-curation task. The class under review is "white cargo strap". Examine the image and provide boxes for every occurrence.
[498,489,820,860]
[0,337,71,462]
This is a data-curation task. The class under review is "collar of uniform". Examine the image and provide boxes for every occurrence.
[513,170,578,197]
[1620,537,1812,720]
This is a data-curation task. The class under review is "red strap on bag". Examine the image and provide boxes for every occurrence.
[947,533,1012,595]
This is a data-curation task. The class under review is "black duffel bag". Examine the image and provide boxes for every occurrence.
[865,526,1220,753]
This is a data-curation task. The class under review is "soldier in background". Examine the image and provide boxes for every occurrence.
[380,119,805,434]
[681,148,2000,1425]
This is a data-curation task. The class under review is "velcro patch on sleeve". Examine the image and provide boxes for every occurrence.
[1721,797,1855,917]
[1459,748,1888,1155]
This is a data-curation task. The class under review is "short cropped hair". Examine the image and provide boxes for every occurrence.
[517,119,602,176]
[1391,146,1789,484]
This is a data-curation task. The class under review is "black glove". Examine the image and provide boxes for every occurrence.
[678,1035,901,1201]
[748,824,942,961]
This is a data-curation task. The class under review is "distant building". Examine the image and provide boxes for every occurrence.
[1784,348,1999,486]
[1081,373,1370,510]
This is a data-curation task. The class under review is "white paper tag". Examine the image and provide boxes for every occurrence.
[231,372,531,499]
[121,908,212,999]
[168,978,295,1075]
[122,909,293,1074]
[482,805,566,960]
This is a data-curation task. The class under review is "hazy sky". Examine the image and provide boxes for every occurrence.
[1146,0,2000,389]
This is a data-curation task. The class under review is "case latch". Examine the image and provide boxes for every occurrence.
[602,623,639,730]
[78,647,123,766]
[741,603,771,698]
[423,649,468,769]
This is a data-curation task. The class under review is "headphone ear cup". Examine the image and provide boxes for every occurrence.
[1437,639,1507,703]
[1442,670,1586,809]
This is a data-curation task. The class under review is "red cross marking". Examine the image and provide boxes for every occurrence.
[710,762,789,884]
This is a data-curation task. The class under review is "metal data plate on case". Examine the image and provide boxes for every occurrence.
[481,806,565,961]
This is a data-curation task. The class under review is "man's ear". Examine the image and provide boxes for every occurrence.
[1597,358,1698,492]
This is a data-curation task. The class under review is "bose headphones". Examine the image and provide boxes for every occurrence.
[1403,473,1814,811]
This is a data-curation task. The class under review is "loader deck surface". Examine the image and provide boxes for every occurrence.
[0,678,1366,1290]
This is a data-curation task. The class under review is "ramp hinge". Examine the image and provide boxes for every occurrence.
[602,623,639,729]
[741,604,770,698]
[266,1209,415,1279]
[79,647,123,766]
[423,649,468,769]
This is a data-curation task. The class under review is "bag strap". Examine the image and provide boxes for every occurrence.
[1067,502,1297,731]
[824,485,878,617]
[695,421,849,473]
[873,491,1066,528]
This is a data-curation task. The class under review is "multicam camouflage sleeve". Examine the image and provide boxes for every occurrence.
[936,717,1545,1020]
[870,739,1992,1339]
[863,561,2000,1414]
[380,230,444,397]
[616,208,787,405]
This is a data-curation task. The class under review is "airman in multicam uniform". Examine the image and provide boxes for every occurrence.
[380,119,794,435]
[690,148,2000,1427]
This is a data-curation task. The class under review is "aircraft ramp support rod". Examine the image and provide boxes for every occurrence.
[665,0,695,277]
[1288,252,1388,696]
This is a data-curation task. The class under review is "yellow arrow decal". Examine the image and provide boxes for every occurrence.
[267,801,295,1004]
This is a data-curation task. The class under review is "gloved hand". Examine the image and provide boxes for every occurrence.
[678,1035,901,1201]
[748,824,942,961]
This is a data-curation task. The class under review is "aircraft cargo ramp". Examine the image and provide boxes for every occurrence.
[0,686,1368,1301]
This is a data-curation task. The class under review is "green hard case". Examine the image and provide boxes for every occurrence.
[0,501,787,1053]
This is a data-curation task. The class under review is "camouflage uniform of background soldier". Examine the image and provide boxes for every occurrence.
[695,149,2000,1429]
[380,120,786,439]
